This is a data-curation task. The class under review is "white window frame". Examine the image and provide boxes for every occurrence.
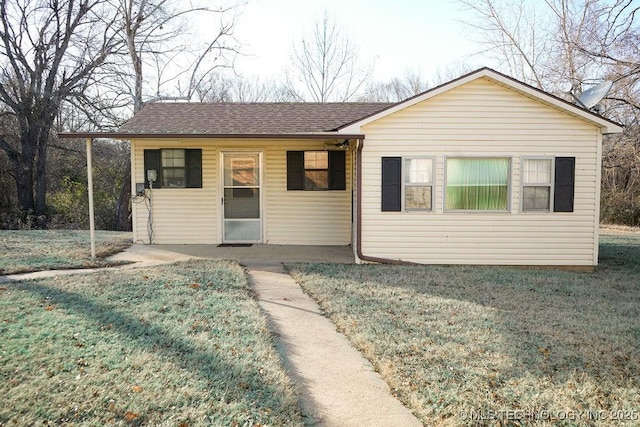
[160,148,186,188]
[521,157,555,212]
[443,156,512,212]
[304,150,330,190]
[403,156,435,212]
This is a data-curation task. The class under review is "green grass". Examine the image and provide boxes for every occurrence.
[0,260,303,426]
[0,230,132,275]
[287,235,640,426]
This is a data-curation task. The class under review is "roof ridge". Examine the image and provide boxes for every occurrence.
[118,102,395,135]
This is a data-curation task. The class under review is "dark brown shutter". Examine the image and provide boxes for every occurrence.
[185,149,202,188]
[328,150,346,190]
[381,157,402,212]
[287,151,304,190]
[554,157,575,212]
[143,149,161,189]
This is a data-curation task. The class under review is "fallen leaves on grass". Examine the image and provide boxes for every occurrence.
[124,411,139,421]
[538,347,551,360]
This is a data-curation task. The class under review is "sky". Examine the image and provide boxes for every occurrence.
[229,0,485,83]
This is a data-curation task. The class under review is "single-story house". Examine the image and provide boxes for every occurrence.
[61,68,623,266]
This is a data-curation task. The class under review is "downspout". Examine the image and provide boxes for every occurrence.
[355,138,417,265]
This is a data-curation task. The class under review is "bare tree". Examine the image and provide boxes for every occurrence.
[553,0,640,119]
[115,0,240,112]
[360,70,430,102]
[0,0,122,224]
[108,0,240,230]
[459,0,558,89]
[285,12,372,102]
[196,73,295,102]
[360,63,477,102]
[460,0,640,225]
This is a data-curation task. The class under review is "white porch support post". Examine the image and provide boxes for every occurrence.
[86,138,96,259]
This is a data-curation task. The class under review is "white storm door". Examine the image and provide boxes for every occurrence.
[222,153,262,243]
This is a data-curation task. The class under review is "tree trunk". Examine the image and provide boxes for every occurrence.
[35,132,48,220]
[14,160,35,216]
[8,112,55,227]
[14,134,36,218]
[114,162,132,231]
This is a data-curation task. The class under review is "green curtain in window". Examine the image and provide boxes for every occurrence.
[446,158,509,210]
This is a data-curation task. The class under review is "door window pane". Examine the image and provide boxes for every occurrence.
[224,155,259,186]
[224,188,260,219]
[224,220,261,241]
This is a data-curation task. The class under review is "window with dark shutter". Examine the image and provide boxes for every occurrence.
[286,150,346,191]
[381,157,402,212]
[553,157,575,212]
[143,148,202,189]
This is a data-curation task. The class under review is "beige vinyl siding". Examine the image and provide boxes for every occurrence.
[132,139,351,245]
[360,77,601,266]
[132,140,217,244]
[265,145,352,245]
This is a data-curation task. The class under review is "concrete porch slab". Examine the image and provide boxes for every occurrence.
[131,244,356,265]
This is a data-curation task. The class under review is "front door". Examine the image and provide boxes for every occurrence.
[222,152,262,243]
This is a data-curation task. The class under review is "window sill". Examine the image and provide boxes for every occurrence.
[443,210,511,214]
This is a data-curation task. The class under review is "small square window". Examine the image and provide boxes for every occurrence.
[287,150,345,191]
[405,186,432,210]
[304,151,328,169]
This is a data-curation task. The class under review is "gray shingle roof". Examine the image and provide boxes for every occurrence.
[117,102,395,135]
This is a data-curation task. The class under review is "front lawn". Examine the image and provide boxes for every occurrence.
[0,230,132,275]
[0,260,303,426]
[287,235,640,426]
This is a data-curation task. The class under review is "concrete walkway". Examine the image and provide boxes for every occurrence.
[0,245,196,284]
[2,244,421,426]
[247,262,421,426]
